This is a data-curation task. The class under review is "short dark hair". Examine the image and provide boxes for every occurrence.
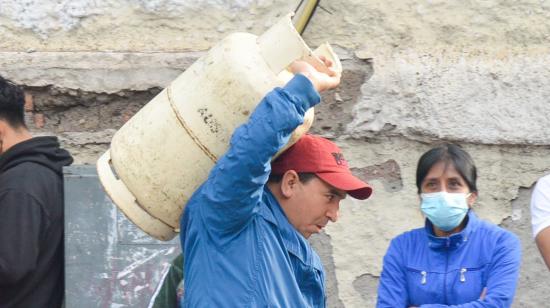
[0,76,26,128]
[268,172,317,184]
[416,143,477,194]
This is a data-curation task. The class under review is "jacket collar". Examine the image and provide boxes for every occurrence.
[260,187,320,269]
[425,210,479,251]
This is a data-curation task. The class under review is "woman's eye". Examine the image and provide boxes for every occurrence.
[449,181,461,187]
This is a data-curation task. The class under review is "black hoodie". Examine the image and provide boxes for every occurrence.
[0,136,73,308]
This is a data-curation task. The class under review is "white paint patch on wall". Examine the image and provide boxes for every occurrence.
[0,0,258,37]
[347,52,550,145]
[135,0,258,13]
[0,0,112,37]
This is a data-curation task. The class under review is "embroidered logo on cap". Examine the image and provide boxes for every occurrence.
[331,152,348,166]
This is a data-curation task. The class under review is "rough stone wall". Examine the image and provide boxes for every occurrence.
[1,0,549,307]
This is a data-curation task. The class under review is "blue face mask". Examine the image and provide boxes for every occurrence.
[420,192,470,232]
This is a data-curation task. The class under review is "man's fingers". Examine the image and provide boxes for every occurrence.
[325,66,338,77]
[306,55,327,72]
[288,61,311,75]
[319,56,333,69]
[287,59,341,92]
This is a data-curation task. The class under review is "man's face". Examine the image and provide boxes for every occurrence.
[283,176,346,239]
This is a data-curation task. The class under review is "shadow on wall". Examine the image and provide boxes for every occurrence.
[311,55,374,137]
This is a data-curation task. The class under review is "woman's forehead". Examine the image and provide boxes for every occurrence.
[425,160,462,178]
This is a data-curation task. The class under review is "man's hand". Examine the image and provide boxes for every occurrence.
[288,55,341,93]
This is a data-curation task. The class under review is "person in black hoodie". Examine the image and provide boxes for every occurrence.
[0,76,73,308]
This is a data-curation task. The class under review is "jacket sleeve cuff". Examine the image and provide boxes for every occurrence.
[282,74,321,111]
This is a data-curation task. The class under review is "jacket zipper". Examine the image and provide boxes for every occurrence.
[460,268,467,282]
[421,271,427,285]
[444,238,450,304]
[459,265,485,283]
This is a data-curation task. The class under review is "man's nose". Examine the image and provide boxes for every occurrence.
[327,203,340,222]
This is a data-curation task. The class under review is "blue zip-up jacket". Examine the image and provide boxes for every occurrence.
[179,74,326,307]
[377,211,521,308]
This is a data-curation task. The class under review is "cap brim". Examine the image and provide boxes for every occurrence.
[316,172,373,200]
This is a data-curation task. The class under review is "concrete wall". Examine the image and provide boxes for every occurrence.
[1,0,549,306]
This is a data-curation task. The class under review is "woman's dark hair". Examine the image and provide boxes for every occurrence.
[416,143,477,194]
[0,76,26,128]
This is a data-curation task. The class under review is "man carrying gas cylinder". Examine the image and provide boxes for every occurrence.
[179,57,373,307]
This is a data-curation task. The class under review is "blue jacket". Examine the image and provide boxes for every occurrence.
[377,211,521,308]
[179,75,326,307]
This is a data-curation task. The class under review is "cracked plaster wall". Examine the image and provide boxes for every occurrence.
[1,0,550,307]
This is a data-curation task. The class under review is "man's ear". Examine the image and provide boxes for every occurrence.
[0,120,6,137]
[0,121,6,154]
[280,170,299,198]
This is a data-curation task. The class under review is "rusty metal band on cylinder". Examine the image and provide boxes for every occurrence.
[166,85,218,163]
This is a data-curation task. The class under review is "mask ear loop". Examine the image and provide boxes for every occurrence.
[465,192,475,208]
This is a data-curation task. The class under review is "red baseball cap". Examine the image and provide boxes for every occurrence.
[271,134,372,200]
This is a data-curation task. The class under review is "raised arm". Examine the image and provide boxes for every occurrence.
[195,58,341,234]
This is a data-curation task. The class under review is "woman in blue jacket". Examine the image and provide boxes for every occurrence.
[376,144,521,308]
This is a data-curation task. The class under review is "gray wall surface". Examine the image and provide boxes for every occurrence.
[1,0,550,306]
